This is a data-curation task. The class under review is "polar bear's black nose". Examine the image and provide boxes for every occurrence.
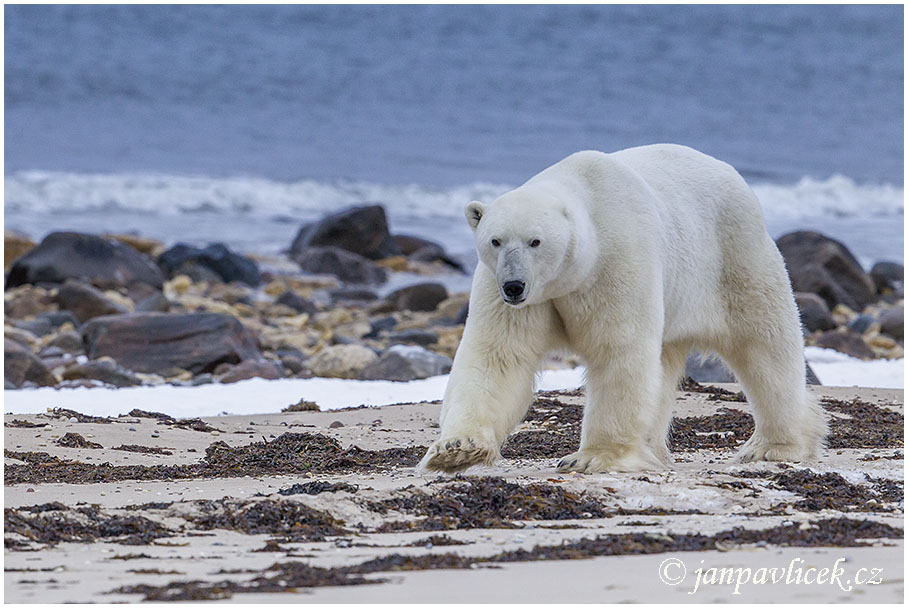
[503,281,525,301]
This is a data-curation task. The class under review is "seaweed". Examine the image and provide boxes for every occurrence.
[55,433,103,449]
[277,481,359,496]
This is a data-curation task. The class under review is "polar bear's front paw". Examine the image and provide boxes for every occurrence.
[556,446,665,473]
[735,434,811,463]
[420,434,498,473]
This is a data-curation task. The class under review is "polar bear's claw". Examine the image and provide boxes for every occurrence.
[557,447,665,473]
[420,435,497,473]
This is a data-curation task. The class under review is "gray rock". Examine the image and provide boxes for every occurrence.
[53,279,129,323]
[384,282,448,312]
[685,352,735,383]
[330,287,380,305]
[394,234,466,272]
[776,231,875,311]
[290,205,401,261]
[43,331,84,355]
[360,344,452,382]
[135,291,170,313]
[878,307,904,340]
[813,330,876,360]
[294,246,388,285]
[846,314,875,335]
[81,312,262,375]
[5,231,164,289]
[275,290,317,315]
[36,310,81,330]
[870,261,904,293]
[61,360,142,387]
[307,344,378,379]
[387,329,439,346]
[794,292,836,333]
[157,243,262,286]
[218,360,282,384]
[5,338,57,388]
[11,317,55,337]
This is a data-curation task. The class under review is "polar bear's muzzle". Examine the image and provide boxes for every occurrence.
[501,280,526,305]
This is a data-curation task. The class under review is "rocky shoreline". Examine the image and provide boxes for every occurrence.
[4,207,904,391]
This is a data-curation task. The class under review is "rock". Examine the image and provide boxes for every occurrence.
[218,360,282,384]
[846,314,875,335]
[5,338,57,388]
[81,312,262,375]
[170,260,223,284]
[294,246,388,285]
[775,231,875,311]
[5,230,35,270]
[878,307,904,340]
[805,363,821,386]
[134,291,170,313]
[364,316,397,338]
[35,310,81,330]
[43,331,84,354]
[794,292,836,333]
[387,329,439,346]
[61,359,142,387]
[275,290,317,315]
[4,326,38,349]
[290,205,401,261]
[6,231,164,290]
[394,234,465,272]
[685,352,735,383]
[102,233,164,257]
[306,344,378,379]
[279,354,305,375]
[157,243,261,286]
[360,344,452,381]
[10,317,55,338]
[813,330,876,360]
[329,287,380,305]
[4,285,56,319]
[870,261,904,293]
[384,282,448,312]
[52,279,129,323]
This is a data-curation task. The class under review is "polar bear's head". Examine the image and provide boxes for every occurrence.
[466,190,573,307]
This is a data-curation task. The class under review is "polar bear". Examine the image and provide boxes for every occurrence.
[421,144,827,473]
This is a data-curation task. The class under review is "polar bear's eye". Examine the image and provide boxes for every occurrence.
[491,239,501,247]
[529,239,541,248]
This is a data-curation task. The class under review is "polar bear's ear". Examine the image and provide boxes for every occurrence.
[465,201,485,231]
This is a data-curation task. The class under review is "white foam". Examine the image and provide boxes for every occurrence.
[5,170,903,221]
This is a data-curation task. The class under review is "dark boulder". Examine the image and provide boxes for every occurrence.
[870,261,904,294]
[813,330,876,360]
[81,312,262,375]
[157,243,261,286]
[794,292,836,333]
[275,290,318,315]
[775,231,875,311]
[52,280,129,323]
[359,345,452,381]
[5,339,57,388]
[384,282,448,312]
[330,287,380,305]
[394,234,465,272]
[294,246,388,285]
[5,231,164,290]
[290,205,401,261]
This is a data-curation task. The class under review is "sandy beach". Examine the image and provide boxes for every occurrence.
[5,382,903,603]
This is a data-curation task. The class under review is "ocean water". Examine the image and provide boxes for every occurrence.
[5,4,904,270]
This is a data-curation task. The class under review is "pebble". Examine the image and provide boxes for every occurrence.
[329,421,344,428]
[129,427,137,432]
[69,417,78,423]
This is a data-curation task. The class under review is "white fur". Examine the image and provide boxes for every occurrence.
[421,144,828,473]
